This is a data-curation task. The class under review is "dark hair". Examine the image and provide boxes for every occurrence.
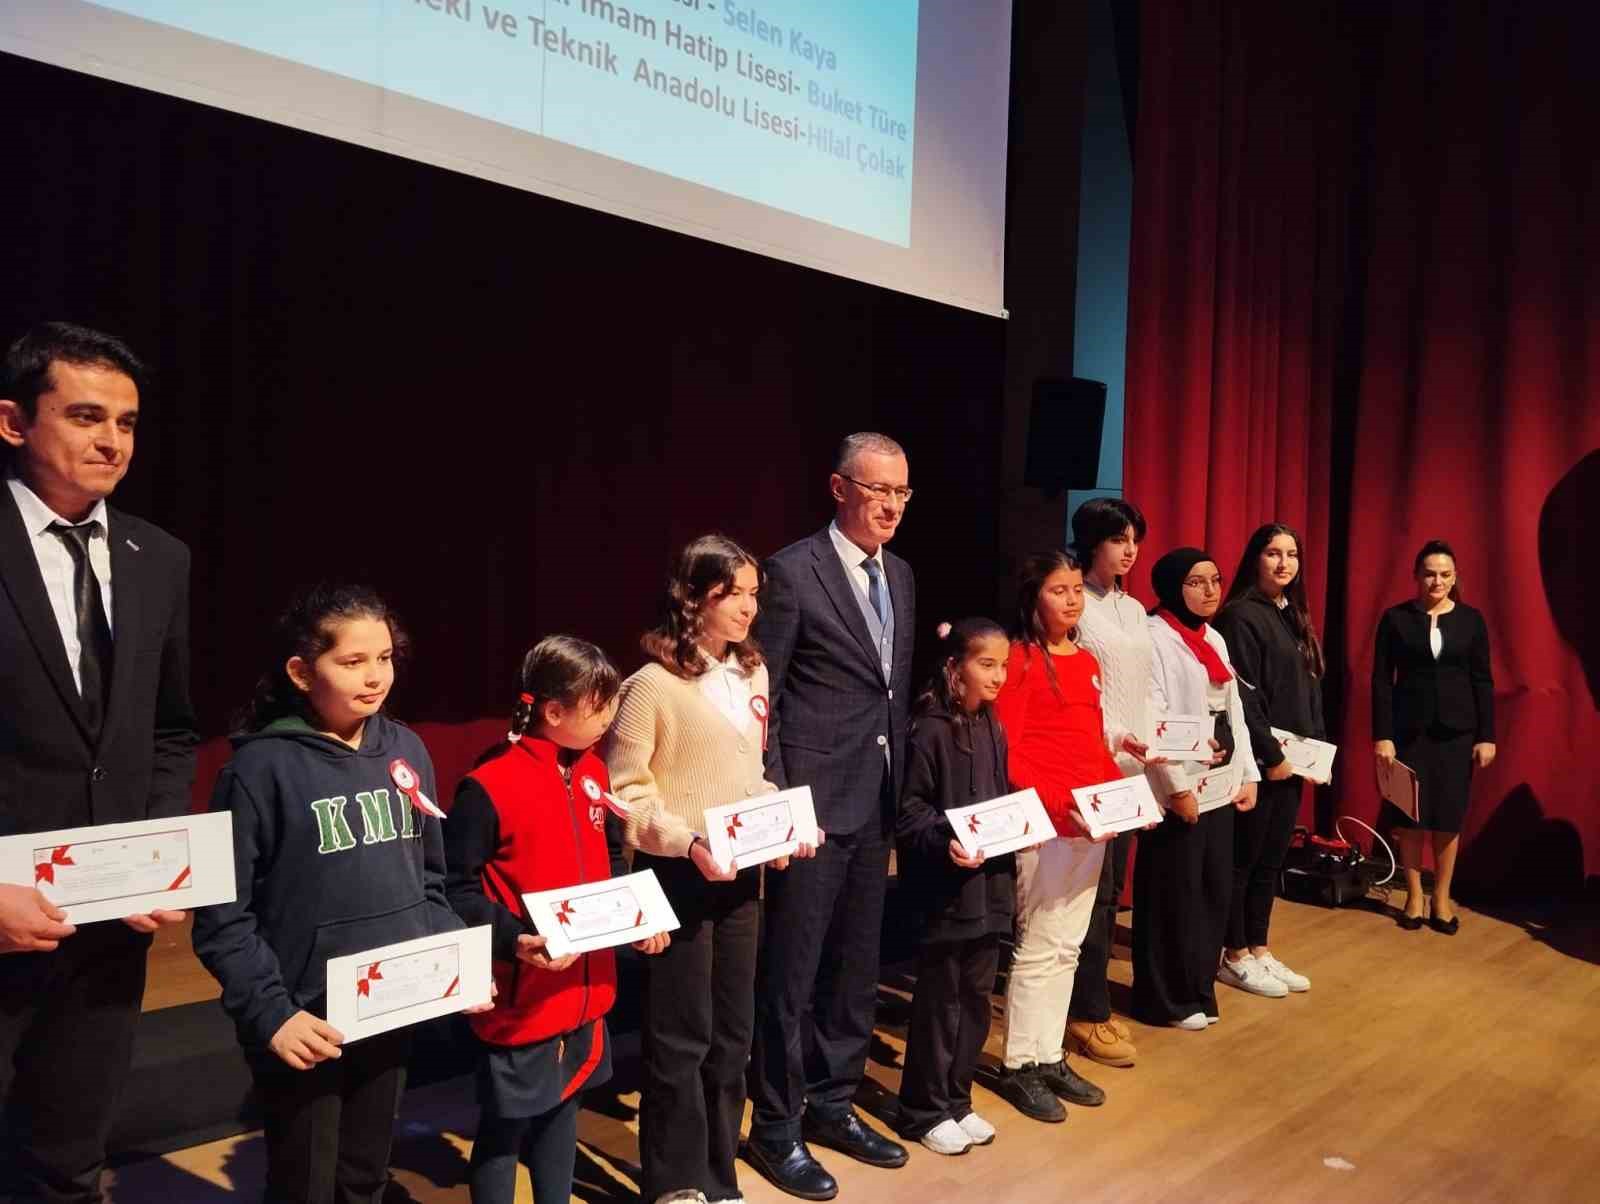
[1222,523,1325,679]
[1413,539,1463,602]
[3,321,147,419]
[834,431,906,475]
[506,635,621,743]
[915,617,1008,749]
[641,534,764,678]
[1013,549,1084,699]
[236,584,409,732]
[1069,496,1148,580]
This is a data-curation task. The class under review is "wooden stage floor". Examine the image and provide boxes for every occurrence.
[114,894,1599,1203]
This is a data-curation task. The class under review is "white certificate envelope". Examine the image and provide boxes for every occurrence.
[1188,758,1244,813]
[1152,713,1217,762]
[1271,728,1339,785]
[1072,775,1163,841]
[0,811,236,924]
[1377,758,1420,822]
[325,925,492,1043]
[704,786,819,873]
[523,869,680,959]
[948,788,1056,858]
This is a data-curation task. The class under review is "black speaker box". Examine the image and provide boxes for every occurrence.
[1025,377,1108,494]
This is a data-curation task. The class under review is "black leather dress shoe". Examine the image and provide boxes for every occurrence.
[802,1109,910,1168]
[742,1138,839,1201]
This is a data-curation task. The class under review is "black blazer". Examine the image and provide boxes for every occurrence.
[755,526,915,835]
[0,486,198,838]
[1371,601,1494,744]
[1214,592,1326,770]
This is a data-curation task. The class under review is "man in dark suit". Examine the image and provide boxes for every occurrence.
[745,433,916,1199]
[0,322,197,1203]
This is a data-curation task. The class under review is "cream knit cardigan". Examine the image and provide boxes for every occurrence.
[603,660,775,858]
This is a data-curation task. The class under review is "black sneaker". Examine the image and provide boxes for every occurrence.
[1037,1058,1106,1107]
[995,1064,1066,1123]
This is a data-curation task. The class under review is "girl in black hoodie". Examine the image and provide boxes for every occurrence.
[894,617,1017,1157]
[193,584,464,1204]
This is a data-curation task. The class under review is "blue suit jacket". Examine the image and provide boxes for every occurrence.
[755,527,915,835]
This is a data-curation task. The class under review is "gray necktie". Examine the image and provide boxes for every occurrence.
[862,558,887,626]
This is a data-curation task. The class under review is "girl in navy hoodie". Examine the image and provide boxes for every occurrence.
[443,635,670,1204]
[894,617,1018,1157]
[193,584,464,1204]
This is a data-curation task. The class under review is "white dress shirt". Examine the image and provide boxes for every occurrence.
[7,475,114,694]
[697,648,758,735]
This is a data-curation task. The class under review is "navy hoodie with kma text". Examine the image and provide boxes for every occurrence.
[192,714,463,1054]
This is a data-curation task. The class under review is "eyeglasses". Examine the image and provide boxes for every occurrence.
[1183,575,1225,592]
[839,474,914,504]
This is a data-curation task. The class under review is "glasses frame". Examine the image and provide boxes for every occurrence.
[838,473,914,504]
[1182,574,1226,592]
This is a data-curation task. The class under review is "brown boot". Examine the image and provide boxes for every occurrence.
[1067,1020,1137,1067]
[1107,1016,1131,1041]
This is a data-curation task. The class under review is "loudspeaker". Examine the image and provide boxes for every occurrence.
[1025,377,1107,495]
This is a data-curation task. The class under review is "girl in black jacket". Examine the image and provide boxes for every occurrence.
[894,617,1016,1156]
[1213,524,1327,999]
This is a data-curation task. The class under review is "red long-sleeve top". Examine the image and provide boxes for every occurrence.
[993,641,1121,830]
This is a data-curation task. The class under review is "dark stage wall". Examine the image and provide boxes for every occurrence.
[1,51,1021,779]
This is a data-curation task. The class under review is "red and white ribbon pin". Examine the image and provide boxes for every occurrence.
[390,758,446,819]
[750,695,770,750]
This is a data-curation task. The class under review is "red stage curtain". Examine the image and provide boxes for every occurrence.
[1126,1,1600,891]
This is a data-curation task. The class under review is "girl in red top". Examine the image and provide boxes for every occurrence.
[443,636,669,1204]
[992,551,1151,1125]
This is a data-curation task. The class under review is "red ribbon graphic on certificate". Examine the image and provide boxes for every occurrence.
[727,813,743,840]
[356,961,384,997]
[34,846,74,884]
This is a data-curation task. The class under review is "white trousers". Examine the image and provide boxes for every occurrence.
[1002,835,1107,1068]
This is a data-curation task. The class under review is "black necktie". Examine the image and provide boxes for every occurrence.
[50,521,114,735]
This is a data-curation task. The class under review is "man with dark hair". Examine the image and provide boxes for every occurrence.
[0,322,197,1202]
[745,433,915,1199]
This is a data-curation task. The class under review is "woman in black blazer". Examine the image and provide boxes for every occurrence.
[1372,541,1496,933]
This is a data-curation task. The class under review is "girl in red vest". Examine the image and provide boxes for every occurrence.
[443,635,670,1204]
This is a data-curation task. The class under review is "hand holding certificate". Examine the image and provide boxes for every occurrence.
[1152,714,1218,762]
[948,789,1056,859]
[703,786,820,874]
[0,812,237,925]
[523,868,680,959]
[1072,775,1163,840]
[1270,728,1339,785]
[325,925,493,1044]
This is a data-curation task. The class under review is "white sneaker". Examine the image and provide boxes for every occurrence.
[920,1118,973,1156]
[654,1193,707,1204]
[1217,955,1289,998]
[1256,953,1310,992]
[957,1111,996,1145]
[1172,1012,1208,1031]
[1205,1014,1220,1026]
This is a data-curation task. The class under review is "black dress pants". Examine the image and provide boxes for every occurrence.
[1132,805,1234,1023]
[0,923,148,1204]
[635,853,761,1202]
[1069,829,1133,1023]
[897,936,1000,1139]
[1228,776,1303,949]
[252,1026,410,1204]
[748,816,890,1143]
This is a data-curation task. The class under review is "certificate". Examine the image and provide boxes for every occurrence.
[1188,758,1244,813]
[948,788,1056,858]
[325,925,492,1043]
[1071,775,1163,840]
[0,812,237,924]
[704,786,819,872]
[1377,758,1419,822]
[523,869,680,959]
[1152,713,1217,762]
[1270,728,1339,785]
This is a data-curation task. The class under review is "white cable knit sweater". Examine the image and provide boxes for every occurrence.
[1077,582,1155,776]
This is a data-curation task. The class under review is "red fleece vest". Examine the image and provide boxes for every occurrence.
[463,738,618,1047]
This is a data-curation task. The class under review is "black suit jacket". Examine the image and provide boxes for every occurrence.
[0,486,198,839]
[1371,601,1494,744]
[755,527,915,835]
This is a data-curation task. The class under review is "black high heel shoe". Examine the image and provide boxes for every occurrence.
[1397,911,1425,931]
[1428,902,1460,935]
